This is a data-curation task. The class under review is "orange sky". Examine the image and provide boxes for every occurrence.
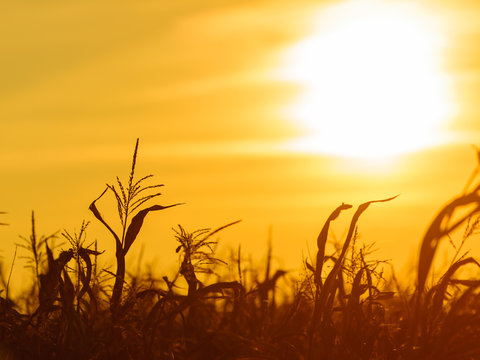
[2,0,480,293]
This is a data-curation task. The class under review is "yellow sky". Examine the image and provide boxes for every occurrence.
[2,0,480,291]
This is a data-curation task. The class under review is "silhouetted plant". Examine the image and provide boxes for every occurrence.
[16,211,57,299]
[4,141,480,360]
[89,138,181,316]
[307,195,397,360]
[407,148,480,359]
[174,221,240,296]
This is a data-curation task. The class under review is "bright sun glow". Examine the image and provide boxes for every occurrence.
[277,0,456,159]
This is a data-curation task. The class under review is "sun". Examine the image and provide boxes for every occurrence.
[277,0,456,159]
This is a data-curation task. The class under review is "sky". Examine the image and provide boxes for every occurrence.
[2,0,480,292]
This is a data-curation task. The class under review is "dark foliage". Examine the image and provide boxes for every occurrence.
[2,142,480,360]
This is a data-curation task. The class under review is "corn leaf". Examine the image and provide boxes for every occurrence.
[123,203,183,254]
[89,187,122,249]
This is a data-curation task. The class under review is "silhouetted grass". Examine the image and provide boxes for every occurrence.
[1,140,480,359]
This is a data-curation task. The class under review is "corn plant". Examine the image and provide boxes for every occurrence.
[408,150,480,358]
[307,195,398,360]
[89,138,181,316]
[16,211,57,299]
[174,221,240,296]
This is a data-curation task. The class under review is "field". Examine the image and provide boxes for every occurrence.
[1,140,480,360]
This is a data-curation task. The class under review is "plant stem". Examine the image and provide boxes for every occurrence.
[6,245,18,301]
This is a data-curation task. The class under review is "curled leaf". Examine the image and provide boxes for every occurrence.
[315,203,352,285]
[123,203,183,254]
[89,187,122,249]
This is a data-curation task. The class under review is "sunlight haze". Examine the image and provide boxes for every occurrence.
[278,0,456,158]
[2,0,480,295]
